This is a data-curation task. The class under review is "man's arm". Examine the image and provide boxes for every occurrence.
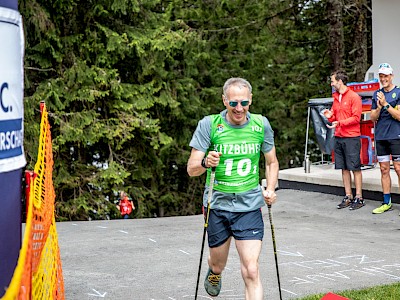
[263,146,279,205]
[370,91,381,122]
[323,108,335,123]
[378,91,400,121]
[370,107,381,122]
[323,98,337,123]
[187,116,214,177]
[187,148,207,177]
[187,149,221,177]
[323,102,338,128]
[384,105,400,121]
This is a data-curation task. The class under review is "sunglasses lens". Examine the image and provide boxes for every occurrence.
[228,100,249,107]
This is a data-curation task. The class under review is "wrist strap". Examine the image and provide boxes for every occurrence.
[201,157,208,169]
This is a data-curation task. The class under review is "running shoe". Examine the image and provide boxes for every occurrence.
[204,268,222,296]
[337,196,353,209]
[349,197,365,210]
[372,203,392,214]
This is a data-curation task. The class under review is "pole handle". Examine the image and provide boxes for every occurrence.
[261,179,272,208]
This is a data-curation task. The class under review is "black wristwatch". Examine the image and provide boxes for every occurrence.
[201,157,208,168]
[383,104,390,110]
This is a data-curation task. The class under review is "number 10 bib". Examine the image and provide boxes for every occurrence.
[206,113,264,193]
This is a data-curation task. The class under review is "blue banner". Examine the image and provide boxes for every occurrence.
[0,5,25,172]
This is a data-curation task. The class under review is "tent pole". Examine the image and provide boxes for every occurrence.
[304,106,311,169]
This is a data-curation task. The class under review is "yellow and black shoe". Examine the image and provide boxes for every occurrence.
[204,268,222,296]
[372,203,392,214]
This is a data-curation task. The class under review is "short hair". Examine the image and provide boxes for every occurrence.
[223,77,252,97]
[331,70,348,85]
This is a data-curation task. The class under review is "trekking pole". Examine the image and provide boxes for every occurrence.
[262,179,283,300]
[195,167,216,300]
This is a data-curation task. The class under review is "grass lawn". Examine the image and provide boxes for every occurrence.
[297,282,400,300]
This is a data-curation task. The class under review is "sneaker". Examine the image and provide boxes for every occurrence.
[204,268,222,296]
[349,197,365,210]
[372,203,392,214]
[337,196,353,209]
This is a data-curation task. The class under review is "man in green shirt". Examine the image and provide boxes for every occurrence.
[187,77,279,299]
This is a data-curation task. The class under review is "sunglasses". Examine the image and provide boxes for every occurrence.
[228,100,250,107]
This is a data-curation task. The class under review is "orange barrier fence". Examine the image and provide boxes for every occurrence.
[1,104,65,300]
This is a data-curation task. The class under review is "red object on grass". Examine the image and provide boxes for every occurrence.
[320,292,349,300]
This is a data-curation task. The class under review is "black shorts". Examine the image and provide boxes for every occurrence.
[205,209,264,248]
[334,137,361,171]
[376,139,400,162]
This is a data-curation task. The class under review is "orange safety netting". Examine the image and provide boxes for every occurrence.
[1,104,65,300]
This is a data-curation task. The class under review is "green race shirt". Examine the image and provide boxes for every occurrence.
[205,113,264,193]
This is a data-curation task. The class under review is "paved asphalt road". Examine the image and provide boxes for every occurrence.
[57,189,400,300]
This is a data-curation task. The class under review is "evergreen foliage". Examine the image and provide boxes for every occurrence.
[20,0,372,220]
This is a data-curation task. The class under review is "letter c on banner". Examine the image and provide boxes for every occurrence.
[0,82,10,112]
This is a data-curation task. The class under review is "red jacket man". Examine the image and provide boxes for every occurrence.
[328,87,362,138]
[323,70,364,211]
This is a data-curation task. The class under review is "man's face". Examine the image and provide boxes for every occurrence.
[223,85,252,125]
[330,75,342,92]
[379,73,393,89]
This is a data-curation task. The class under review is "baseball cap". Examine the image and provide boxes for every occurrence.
[378,63,393,75]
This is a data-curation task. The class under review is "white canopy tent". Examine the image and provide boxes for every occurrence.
[365,0,400,86]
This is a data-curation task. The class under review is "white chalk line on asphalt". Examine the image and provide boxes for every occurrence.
[218,289,245,298]
[282,288,297,295]
[278,250,303,257]
[87,288,107,297]
[182,291,245,299]
[182,295,213,299]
